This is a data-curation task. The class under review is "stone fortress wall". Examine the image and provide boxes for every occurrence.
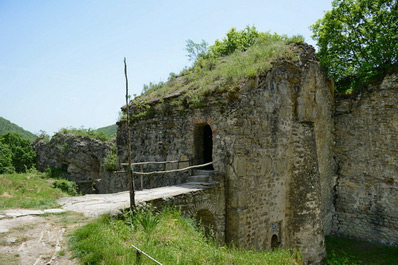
[333,74,398,244]
[117,42,398,262]
[117,44,335,264]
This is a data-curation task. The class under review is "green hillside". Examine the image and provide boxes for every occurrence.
[0,117,37,142]
[96,124,117,138]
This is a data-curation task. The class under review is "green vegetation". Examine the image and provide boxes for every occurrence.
[137,26,304,109]
[58,127,110,142]
[325,235,398,264]
[0,116,37,142]
[311,0,398,93]
[52,179,79,196]
[102,143,118,172]
[70,207,303,265]
[96,124,117,139]
[0,132,36,173]
[0,171,76,210]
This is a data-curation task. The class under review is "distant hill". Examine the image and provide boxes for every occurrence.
[96,124,117,138]
[0,116,37,141]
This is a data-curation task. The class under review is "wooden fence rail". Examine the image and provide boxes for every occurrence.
[116,159,218,190]
[131,244,163,265]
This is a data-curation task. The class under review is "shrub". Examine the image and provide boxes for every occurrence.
[102,144,118,172]
[52,179,78,196]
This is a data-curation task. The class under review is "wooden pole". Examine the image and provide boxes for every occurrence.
[140,164,144,190]
[124,57,136,210]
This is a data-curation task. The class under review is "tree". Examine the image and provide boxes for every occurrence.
[311,0,398,92]
[0,142,14,174]
[185,39,209,62]
[0,132,36,173]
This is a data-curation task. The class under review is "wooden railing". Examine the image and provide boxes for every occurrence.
[118,159,217,190]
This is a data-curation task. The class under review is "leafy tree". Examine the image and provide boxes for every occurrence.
[311,0,398,93]
[0,132,36,173]
[0,142,14,174]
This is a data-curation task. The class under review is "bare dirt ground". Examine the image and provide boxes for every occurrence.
[0,210,90,265]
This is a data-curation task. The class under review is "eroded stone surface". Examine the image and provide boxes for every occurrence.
[334,74,398,245]
[33,132,127,194]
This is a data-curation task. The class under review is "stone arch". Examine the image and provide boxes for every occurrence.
[195,209,217,237]
[271,234,281,249]
[193,123,213,169]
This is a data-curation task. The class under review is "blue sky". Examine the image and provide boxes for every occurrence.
[0,0,332,135]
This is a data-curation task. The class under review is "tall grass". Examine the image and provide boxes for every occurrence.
[70,208,303,265]
[0,171,76,210]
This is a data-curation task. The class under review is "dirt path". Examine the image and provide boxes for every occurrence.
[0,210,90,265]
[0,183,208,264]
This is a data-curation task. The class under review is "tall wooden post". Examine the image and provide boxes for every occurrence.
[124,57,136,210]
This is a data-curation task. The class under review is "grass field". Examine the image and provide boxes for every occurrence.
[70,208,304,265]
[0,171,76,210]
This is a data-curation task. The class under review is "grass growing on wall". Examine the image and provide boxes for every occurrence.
[137,31,303,108]
[0,171,77,210]
[70,207,304,265]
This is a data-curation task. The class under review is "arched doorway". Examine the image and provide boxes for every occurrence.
[195,209,216,237]
[271,234,281,249]
[194,124,213,170]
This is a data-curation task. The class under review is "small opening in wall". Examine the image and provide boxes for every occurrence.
[271,234,280,249]
[194,124,213,170]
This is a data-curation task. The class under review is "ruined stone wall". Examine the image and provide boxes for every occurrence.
[333,73,398,245]
[118,45,334,264]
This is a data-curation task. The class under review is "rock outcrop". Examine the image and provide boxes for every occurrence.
[33,132,127,194]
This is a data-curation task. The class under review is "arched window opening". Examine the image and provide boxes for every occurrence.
[194,124,213,170]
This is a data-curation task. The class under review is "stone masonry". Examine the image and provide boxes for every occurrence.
[333,73,398,245]
[117,44,334,264]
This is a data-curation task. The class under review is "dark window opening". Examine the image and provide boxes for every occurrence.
[194,124,213,170]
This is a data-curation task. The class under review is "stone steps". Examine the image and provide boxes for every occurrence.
[187,170,215,183]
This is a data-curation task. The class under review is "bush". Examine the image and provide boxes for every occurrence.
[52,179,78,196]
[102,144,118,172]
